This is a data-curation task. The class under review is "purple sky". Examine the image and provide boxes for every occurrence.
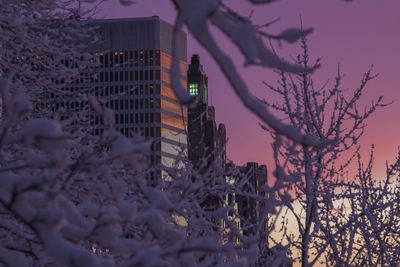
[95,0,400,178]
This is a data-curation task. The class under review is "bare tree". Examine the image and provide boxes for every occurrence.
[260,35,395,266]
[0,1,286,266]
[317,149,400,266]
[1,0,396,266]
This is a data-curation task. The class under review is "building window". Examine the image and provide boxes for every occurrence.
[110,53,114,67]
[144,50,148,66]
[119,52,123,65]
[155,113,160,122]
[155,49,160,65]
[105,54,109,67]
[189,83,198,95]
[139,50,144,66]
[149,50,154,66]
[129,51,133,66]
[154,99,160,108]
[114,52,119,65]
[99,54,104,66]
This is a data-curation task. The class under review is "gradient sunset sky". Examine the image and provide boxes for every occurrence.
[95,0,400,178]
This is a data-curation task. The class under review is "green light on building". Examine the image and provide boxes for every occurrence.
[189,83,198,95]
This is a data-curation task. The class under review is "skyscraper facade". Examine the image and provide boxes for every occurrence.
[187,54,226,173]
[237,162,268,236]
[59,17,188,181]
[237,162,269,267]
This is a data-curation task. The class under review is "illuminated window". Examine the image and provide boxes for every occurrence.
[189,83,198,95]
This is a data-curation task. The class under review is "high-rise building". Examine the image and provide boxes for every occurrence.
[237,162,268,236]
[237,162,269,267]
[187,54,226,173]
[58,17,188,182]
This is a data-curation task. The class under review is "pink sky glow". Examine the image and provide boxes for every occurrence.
[94,0,400,179]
